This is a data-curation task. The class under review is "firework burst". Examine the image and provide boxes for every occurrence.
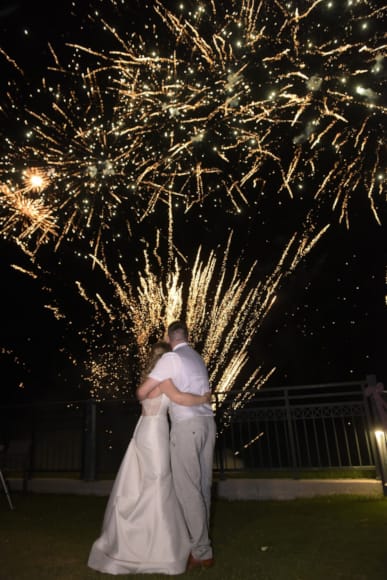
[0,0,384,407]
[87,0,386,224]
[0,179,58,249]
[77,220,329,404]
[1,0,384,259]
[0,70,142,256]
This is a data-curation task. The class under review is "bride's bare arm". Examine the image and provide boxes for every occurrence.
[136,376,160,400]
[159,379,211,406]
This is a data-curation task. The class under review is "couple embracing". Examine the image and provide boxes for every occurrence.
[88,320,216,575]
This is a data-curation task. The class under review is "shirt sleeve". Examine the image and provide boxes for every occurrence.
[148,352,181,382]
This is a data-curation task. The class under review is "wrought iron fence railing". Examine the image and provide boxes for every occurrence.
[214,380,377,474]
[1,375,386,489]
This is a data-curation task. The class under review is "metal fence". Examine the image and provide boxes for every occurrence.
[1,375,386,484]
[215,379,379,474]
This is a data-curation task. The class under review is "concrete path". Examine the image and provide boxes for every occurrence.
[216,478,382,500]
[7,477,383,500]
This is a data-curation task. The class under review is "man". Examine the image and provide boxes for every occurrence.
[137,320,216,570]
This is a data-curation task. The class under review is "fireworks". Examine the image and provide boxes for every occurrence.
[0,1,385,403]
[0,0,385,259]
[83,0,387,224]
[0,180,58,249]
[77,222,329,403]
[0,71,137,256]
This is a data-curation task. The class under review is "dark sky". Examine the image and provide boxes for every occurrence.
[0,0,386,403]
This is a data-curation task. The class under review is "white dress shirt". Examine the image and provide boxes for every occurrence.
[148,342,213,422]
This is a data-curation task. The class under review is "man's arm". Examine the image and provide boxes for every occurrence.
[137,351,180,400]
[136,376,162,401]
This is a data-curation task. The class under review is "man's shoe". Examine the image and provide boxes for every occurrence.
[186,553,214,571]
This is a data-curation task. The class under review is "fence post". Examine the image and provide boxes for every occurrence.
[28,403,36,483]
[81,399,97,481]
[284,387,298,476]
[363,374,380,479]
[374,431,387,497]
[365,375,387,496]
[214,393,226,479]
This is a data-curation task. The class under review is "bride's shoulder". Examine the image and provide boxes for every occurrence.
[162,351,178,358]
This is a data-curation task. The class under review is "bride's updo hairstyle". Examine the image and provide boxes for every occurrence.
[141,341,171,381]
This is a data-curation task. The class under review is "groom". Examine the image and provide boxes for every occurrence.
[137,320,216,570]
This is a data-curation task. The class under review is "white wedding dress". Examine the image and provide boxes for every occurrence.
[88,394,191,575]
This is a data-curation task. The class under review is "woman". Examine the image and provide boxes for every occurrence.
[88,342,210,575]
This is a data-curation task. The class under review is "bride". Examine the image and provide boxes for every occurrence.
[87,341,210,575]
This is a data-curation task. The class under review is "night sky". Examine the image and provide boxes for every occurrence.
[0,0,386,404]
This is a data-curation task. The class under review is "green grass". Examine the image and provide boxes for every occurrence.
[215,467,377,479]
[1,493,386,579]
[9,466,377,480]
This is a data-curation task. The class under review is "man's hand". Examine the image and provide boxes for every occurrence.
[204,392,211,404]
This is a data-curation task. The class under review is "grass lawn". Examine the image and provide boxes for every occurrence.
[214,467,377,479]
[0,493,386,580]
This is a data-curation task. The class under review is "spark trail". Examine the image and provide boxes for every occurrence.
[77,222,329,404]
[0,0,384,259]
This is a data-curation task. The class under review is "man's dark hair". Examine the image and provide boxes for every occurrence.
[167,320,188,341]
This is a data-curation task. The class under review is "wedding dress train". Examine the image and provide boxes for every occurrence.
[88,394,191,575]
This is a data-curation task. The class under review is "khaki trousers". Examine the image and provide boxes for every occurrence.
[170,416,216,560]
